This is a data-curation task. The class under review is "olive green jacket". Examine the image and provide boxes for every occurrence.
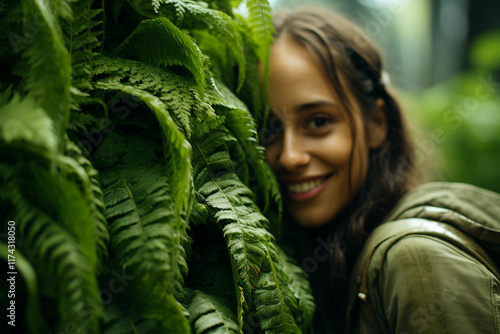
[347,182,500,333]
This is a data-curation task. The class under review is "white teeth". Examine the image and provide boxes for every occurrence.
[286,178,323,193]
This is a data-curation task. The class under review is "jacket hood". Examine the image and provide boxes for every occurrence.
[385,182,500,251]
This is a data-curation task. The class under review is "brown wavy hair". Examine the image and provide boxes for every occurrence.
[272,6,418,333]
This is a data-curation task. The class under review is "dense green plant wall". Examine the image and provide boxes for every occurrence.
[0,1,315,333]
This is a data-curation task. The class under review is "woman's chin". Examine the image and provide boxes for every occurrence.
[290,209,333,228]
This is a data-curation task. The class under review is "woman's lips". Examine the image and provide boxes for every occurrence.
[284,174,332,202]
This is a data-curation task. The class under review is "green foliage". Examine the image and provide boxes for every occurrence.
[0,1,315,334]
[114,16,207,94]
[183,289,240,333]
[408,29,500,193]
[21,0,73,141]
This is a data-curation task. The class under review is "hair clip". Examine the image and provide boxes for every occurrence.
[380,71,390,88]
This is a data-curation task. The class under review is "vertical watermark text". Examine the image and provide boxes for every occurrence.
[6,220,16,327]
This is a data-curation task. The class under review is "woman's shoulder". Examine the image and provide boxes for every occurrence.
[365,180,500,282]
[363,233,500,333]
[348,181,500,332]
[385,181,500,227]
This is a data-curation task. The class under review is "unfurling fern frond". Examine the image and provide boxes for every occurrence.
[93,131,190,332]
[113,17,207,94]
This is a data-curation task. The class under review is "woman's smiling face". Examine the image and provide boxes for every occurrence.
[264,34,381,227]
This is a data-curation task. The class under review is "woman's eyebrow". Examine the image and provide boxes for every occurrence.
[295,101,339,113]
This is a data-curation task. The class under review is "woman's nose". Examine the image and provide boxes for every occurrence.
[278,132,310,170]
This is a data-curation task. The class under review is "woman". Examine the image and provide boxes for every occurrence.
[263,7,500,333]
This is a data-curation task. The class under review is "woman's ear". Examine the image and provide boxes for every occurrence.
[368,98,388,149]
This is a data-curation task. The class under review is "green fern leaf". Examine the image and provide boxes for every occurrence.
[102,292,186,334]
[155,0,246,90]
[206,0,235,17]
[61,0,104,109]
[277,248,315,333]
[65,140,110,270]
[207,80,282,221]
[184,289,240,334]
[95,80,193,216]
[21,0,72,141]
[232,15,265,128]
[253,250,302,334]
[1,164,101,333]
[0,244,48,333]
[246,0,273,89]
[114,17,207,94]
[193,136,270,328]
[191,126,307,332]
[0,94,58,153]
[127,0,246,90]
[94,131,190,332]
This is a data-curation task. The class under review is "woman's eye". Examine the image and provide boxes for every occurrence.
[307,117,331,129]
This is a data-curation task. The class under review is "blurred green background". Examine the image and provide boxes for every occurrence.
[267,0,500,192]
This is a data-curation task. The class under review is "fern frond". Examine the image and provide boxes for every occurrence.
[184,289,240,334]
[102,290,186,334]
[93,131,190,332]
[114,17,207,94]
[246,0,273,90]
[159,0,246,90]
[0,243,48,333]
[21,0,72,140]
[191,126,308,332]
[233,15,265,128]
[193,135,271,327]
[128,0,246,90]
[65,140,110,270]
[253,267,302,334]
[61,0,103,105]
[189,201,211,226]
[207,80,282,221]
[0,94,58,153]
[93,55,200,138]
[233,1,273,127]
[206,0,235,17]
[277,248,315,333]
[95,80,193,216]
[0,163,101,333]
